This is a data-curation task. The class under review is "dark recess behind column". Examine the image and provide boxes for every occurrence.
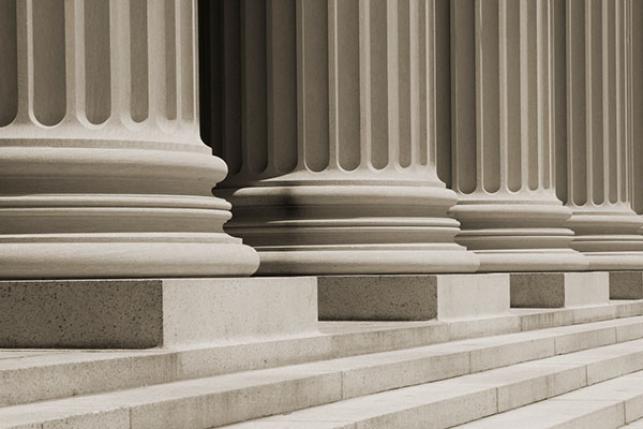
[198,0,222,155]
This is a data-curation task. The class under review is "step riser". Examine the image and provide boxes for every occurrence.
[3,305,643,409]
[8,335,643,429]
[222,344,643,429]
[3,318,643,411]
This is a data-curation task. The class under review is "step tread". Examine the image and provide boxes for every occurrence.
[4,334,643,429]
[622,417,643,428]
[1,301,640,410]
[455,369,643,428]
[221,339,643,428]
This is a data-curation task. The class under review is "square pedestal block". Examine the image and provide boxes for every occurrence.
[610,271,643,299]
[318,274,510,321]
[0,278,317,349]
[510,272,610,308]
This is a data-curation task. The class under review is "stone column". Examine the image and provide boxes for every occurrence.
[449,0,587,271]
[0,0,259,278]
[629,0,643,221]
[563,0,643,269]
[200,0,479,275]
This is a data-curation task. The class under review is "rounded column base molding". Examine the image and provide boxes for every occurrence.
[0,234,259,279]
[568,209,643,269]
[219,182,480,274]
[450,200,587,271]
[579,253,643,271]
[472,249,589,273]
[256,248,480,275]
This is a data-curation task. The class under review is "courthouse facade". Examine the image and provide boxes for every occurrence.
[1,0,643,427]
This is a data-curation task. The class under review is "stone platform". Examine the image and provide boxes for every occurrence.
[0,300,643,428]
[0,278,317,348]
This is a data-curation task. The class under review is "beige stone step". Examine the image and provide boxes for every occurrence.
[456,369,643,428]
[0,300,641,408]
[622,417,643,428]
[221,339,643,429]
[4,325,643,428]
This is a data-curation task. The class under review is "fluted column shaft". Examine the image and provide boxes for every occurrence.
[449,0,586,271]
[562,0,643,269]
[0,0,258,278]
[629,0,643,223]
[200,0,479,274]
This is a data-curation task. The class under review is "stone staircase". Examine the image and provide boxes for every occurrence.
[2,301,643,429]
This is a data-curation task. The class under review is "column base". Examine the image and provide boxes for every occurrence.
[472,249,589,272]
[257,248,480,275]
[576,252,643,271]
[0,277,317,348]
[0,234,259,279]
[510,272,610,308]
[222,181,480,275]
[610,271,643,299]
[318,273,510,321]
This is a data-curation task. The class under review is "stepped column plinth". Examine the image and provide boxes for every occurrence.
[562,0,643,269]
[0,0,259,278]
[449,0,587,271]
[201,0,479,275]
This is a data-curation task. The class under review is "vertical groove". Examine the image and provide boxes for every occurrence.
[630,0,643,212]
[610,0,620,204]
[434,0,451,182]
[64,0,83,122]
[387,0,400,167]
[164,0,177,120]
[179,0,195,123]
[358,0,372,168]
[223,0,242,173]
[109,0,128,128]
[478,0,500,193]
[14,0,34,124]
[542,0,554,190]
[369,0,389,169]
[526,0,539,191]
[397,0,411,168]
[267,0,298,174]
[328,0,339,169]
[568,0,587,205]
[418,0,429,167]
[518,0,529,190]
[241,0,268,174]
[334,0,360,171]
[0,0,18,126]
[498,0,508,191]
[451,0,476,194]
[32,0,66,126]
[130,0,149,122]
[505,0,522,192]
[554,0,567,201]
[409,0,421,167]
[299,0,329,172]
[85,0,111,124]
[587,0,603,204]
